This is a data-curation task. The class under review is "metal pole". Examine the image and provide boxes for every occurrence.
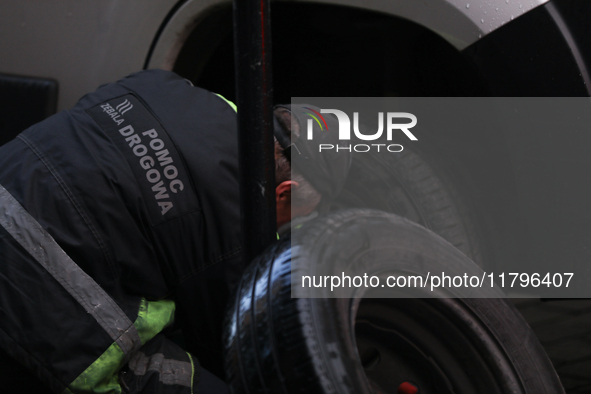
[233,0,277,265]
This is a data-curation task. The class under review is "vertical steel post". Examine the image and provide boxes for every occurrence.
[233,0,277,265]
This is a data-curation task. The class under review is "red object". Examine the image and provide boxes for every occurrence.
[398,381,419,394]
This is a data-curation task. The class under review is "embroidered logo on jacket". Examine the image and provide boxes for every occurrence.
[87,94,198,225]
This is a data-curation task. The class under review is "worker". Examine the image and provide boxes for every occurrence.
[0,69,349,393]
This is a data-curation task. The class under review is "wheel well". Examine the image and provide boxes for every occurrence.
[173,2,491,100]
[172,2,518,267]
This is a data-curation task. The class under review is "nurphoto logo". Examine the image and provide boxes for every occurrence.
[305,108,417,153]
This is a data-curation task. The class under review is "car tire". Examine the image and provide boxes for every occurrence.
[223,209,564,394]
[334,148,487,268]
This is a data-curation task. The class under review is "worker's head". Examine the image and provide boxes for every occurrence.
[274,107,321,228]
[273,104,352,229]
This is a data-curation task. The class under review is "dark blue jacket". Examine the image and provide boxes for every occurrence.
[0,70,242,392]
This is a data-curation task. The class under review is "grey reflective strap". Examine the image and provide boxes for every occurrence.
[0,183,141,358]
[129,352,193,388]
